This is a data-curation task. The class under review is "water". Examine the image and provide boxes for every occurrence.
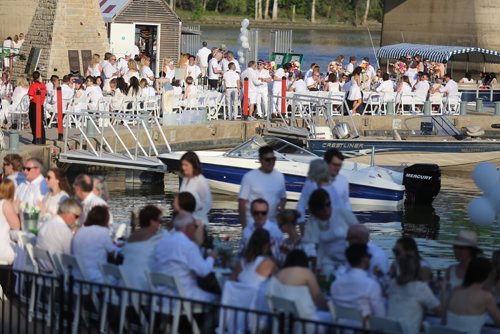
[105,171,500,271]
[200,26,381,71]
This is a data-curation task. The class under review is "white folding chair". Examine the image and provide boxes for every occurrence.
[369,316,404,334]
[426,325,466,334]
[445,92,462,115]
[429,92,444,115]
[9,95,30,130]
[328,300,365,328]
[147,271,201,334]
[329,92,346,116]
[267,294,304,334]
[362,92,382,115]
[218,280,258,334]
[399,92,416,115]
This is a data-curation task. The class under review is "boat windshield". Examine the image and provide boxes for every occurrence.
[225,136,316,162]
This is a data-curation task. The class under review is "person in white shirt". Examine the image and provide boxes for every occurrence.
[60,75,75,101]
[413,73,430,101]
[14,157,49,210]
[240,60,263,120]
[223,62,241,120]
[102,54,119,92]
[184,55,202,84]
[221,51,241,73]
[345,56,356,74]
[256,60,272,118]
[296,148,351,225]
[140,56,155,86]
[196,41,212,77]
[117,52,133,77]
[330,244,386,322]
[363,57,377,81]
[405,63,419,87]
[84,76,103,110]
[73,174,113,229]
[238,145,286,228]
[153,212,217,302]
[86,53,103,77]
[272,63,292,116]
[306,71,321,91]
[208,51,223,90]
[2,37,12,69]
[240,198,284,258]
[1,77,29,127]
[435,73,459,102]
[290,72,308,93]
[36,199,81,270]
[375,73,394,94]
[305,63,317,80]
[346,224,390,278]
[459,72,475,84]
[3,153,25,187]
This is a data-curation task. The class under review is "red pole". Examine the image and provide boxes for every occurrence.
[35,89,42,144]
[243,78,249,118]
[56,86,63,140]
[281,76,287,115]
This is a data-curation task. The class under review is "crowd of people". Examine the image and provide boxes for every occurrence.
[0,146,499,333]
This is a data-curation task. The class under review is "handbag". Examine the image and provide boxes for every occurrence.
[196,272,221,295]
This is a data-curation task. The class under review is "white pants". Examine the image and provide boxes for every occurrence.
[256,89,268,117]
[225,88,239,120]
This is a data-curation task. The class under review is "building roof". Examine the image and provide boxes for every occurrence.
[99,0,180,23]
[378,43,500,64]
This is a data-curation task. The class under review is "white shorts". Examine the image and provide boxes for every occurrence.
[248,91,257,104]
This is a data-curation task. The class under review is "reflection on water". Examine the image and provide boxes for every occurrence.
[104,171,500,271]
[200,26,381,72]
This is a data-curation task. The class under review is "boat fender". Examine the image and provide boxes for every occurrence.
[464,125,485,137]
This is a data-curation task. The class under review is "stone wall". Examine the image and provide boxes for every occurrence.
[13,0,109,79]
[0,0,37,39]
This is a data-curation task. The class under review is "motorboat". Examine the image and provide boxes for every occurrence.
[158,136,428,207]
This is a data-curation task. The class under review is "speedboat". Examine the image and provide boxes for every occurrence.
[158,136,409,207]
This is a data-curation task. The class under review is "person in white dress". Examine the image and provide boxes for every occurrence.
[348,67,362,115]
[40,168,70,222]
[179,151,212,244]
[122,58,140,84]
[84,76,103,110]
[86,53,103,77]
[1,77,29,127]
[140,78,156,98]
[109,78,128,111]
[162,58,176,83]
[387,255,441,334]
[446,257,500,334]
[324,73,341,92]
[0,179,21,265]
[71,205,118,283]
[459,72,475,84]
[121,205,165,291]
[140,56,155,86]
[395,75,412,105]
[445,231,482,290]
[231,228,276,288]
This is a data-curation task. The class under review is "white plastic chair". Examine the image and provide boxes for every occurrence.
[362,92,382,115]
[218,280,258,334]
[399,92,415,114]
[369,316,404,334]
[267,294,301,334]
[329,92,345,116]
[445,92,462,115]
[429,92,444,115]
[328,300,365,328]
[9,95,30,130]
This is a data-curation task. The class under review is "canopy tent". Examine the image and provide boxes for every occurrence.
[377,43,500,64]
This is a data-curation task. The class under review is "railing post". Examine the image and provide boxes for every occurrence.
[281,76,287,115]
[459,101,467,116]
[35,89,43,144]
[243,77,249,119]
[56,86,63,140]
[475,98,483,112]
[495,101,500,116]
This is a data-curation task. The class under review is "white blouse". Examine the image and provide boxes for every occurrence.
[180,174,212,225]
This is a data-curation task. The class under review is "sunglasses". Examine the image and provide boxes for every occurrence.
[23,166,38,171]
[262,157,276,162]
[252,210,268,216]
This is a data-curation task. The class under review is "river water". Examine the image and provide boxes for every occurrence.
[199,26,382,71]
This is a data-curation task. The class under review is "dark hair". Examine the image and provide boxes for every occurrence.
[177,192,196,213]
[244,228,271,263]
[463,257,492,287]
[85,76,96,84]
[352,67,362,76]
[3,153,23,172]
[283,249,309,268]
[116,77,128,92]
[73,174,93,192]
[48,168,72,194]
[349,56,356,62]
[202,41,207,47]
[185,76,194,85]
[258,145,274,159]
[250,198,269,212]
[465,72,472,81]
[396,255,420,285]
[159,71,166,78]
[308,188,330,217]
[445,73,452,79]
[345,244,370,267]
[396,236,420,258]
[139,205,162,228]
[323,148,344,163]
[180,151,202,176]
[32,71,41,82]
[327,73,337,83]
[283,63,292,71]
[84,205,110,227]
[401,75,410,85]
[128,77,140,96]
[382,73,390,81]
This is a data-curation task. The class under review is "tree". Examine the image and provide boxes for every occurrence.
[311,0,316,22]
[272,0,278,20]
[264,0,270,19]
[362,0,370,25]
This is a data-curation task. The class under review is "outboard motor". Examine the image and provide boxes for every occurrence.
[403,164,441,205]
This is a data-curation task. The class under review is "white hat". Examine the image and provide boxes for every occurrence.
[451,230,481,251]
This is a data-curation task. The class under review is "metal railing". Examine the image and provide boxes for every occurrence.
[0,267,382,334]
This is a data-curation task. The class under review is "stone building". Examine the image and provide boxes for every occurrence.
[382,0,500,51]
[0,0,37,40]
[13,0,109,79]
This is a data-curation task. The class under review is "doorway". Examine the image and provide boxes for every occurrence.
[134,24,159,75]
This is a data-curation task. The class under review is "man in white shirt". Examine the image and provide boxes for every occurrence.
[240,198,284,255]
[272,63,291,116]
[61,75,75,101]
[240,60,263,120]
[196,41,212,77]
[117,52,132,77]
[375,73,394,93]
[296,148,351,225]
[102,54,119,92]
[290,72,308,93]
[14,157,49,209]
[255,60,272,119]
[223,62,241,120]
[305,63,317,79]
[36,199,81,270]
[438,73,459,97]
[208,51,223,90]
[306,71,320,91]
[239,145,286,228]
[185,55,202,84]
[413,73,430,101]
[363,57,377,81]
[154,212,217,302]
[345,56,357,74]
[73,174,113,228]
[331,244,386,319]
[346,224,390,278]
[221,51,241,73]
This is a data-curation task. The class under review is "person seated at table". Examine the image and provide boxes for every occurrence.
[172,79,182,96]
[127,76,141,97]
[2,153,25,187]
[324,73,341,92]
[109,78,127,111]
[154,211,217,302]
[1,77,29,129]
[267,249,329,321]
[306,69,321,91]
[71,205,118,283]
[445,230,481,290]
[387,255,441,334]
[290,72,308,93]
[277,209,302,257]
[388,236,433,282]
[140,78,156,98]
[122,205,164,291]
[445,257,500,334]
[181,76,197,100]
[0,179,21,266]
[405,62,418,86]
[459,72,475,84]
[331,244,385,323]
[339,73,348,89]
[231,228,276,288]
[371,69,383,85]
[395,75,412,105]
[375,73,394,94]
